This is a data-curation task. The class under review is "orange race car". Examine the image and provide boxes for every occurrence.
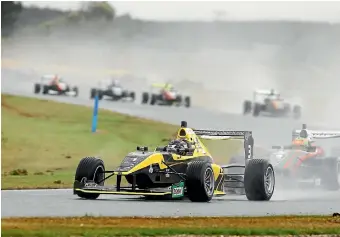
[243,89,301,119]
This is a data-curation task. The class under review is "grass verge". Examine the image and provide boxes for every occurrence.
[2,215,340,236]
[1,94,242,189]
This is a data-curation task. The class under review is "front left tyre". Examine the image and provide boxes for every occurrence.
[244,159,275,201]
[34,84,41,94]
[243,100,252,115]
[74,157,105,199]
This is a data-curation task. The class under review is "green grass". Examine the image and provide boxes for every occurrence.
[2,215,340,236]
[1,94,242,189]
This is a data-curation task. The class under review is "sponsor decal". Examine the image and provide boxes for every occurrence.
[171,181,185,198]
[84,182,98,188]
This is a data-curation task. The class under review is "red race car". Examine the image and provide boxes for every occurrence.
[269,124,340,190]
[34,74,79,97]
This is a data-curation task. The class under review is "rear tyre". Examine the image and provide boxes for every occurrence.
[150,94,157,105]
[74,157,105,199]
[42,85,49,95]
[186,161,215,202]
[73,87,79,97]
[176,95,182,107]
[184,96,191,108]
[321,157,340,191]
[243,100,252,115]
[142,92,149,104]
[90,88,96,99]
[130,92,135,102]
[244,159,275,201]
[98,91,103,100]
[293,105,301,119]
[253,103,261,117]
[34,84,41,94]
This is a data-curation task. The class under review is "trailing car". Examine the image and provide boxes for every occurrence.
[141,83,191,107]
[268,124,340,190]
[73,121,276,202]
[90,79,135,102]
[243,89,301,119]
[34,74,78,97]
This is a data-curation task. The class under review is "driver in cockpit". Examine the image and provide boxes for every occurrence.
[166,138,192,156]
[292,124,314,148]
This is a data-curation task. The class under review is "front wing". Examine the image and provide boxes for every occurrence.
[74,180,171,196]
[74,180,226,197]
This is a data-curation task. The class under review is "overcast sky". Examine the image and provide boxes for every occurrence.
[22,1,340,22]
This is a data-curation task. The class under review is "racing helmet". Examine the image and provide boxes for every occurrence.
[292,137,309,146]
[167,138,190,151]
[111,79,120,86]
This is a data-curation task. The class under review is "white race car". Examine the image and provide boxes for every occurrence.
[90,79,135,102]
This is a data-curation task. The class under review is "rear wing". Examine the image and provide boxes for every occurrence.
[193,129,254,163]
[151,83,173,89]
[292,124,340,140]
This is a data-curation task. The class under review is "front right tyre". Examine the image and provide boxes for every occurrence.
[74,157,105,199]
[186,161,215,202]
[321,157,340,191]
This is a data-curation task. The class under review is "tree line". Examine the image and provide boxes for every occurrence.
[1,1,116,37]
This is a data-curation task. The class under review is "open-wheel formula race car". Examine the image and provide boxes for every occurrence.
[141,83,191,107]
[90,79,135,102]
[243,89,301,119]
[73,121,276,202]
[268,124,340,190]
[34,74,79,97]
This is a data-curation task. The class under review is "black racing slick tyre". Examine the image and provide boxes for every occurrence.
[150,94,157,105]
[142,92,149,104]
[42,85,49,95]
[243,100,252,115]
[73,87,79,97]
[244,159,275,201]
[176,95,182,106]
[90,88,96,99]
[321,157,340,191]
[34,84,41,94]
[184,96,191,108]
[130,92,136,101]
[186,161,215,202]
[74,157,105,199]
[253,103,261,117]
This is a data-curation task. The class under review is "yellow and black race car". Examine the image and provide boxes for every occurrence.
[73,121,275,202]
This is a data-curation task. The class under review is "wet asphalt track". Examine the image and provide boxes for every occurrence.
[1,68,340,217]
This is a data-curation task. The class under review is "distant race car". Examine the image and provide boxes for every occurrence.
[268,124,340,190]
[90,79,135,102]
[34,74,78,97]
[73,120,276,202]
[243,89,301,119]
[141,83,191,107]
